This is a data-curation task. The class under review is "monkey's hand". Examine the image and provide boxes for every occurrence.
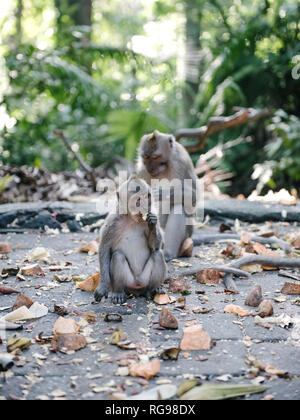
[94,285,109,302]
[147,213,157,230]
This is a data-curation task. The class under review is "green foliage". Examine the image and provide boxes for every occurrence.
[0,0,300,195]
[252,110,300,192]
[0,175,13,194]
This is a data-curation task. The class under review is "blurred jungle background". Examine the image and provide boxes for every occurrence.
[0,0,300,203]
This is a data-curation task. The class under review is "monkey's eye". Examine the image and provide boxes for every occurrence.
[152,155,162,160]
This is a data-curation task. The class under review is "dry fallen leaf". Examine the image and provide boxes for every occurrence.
[26,247,50,263]
[281,282,300,295]
[129,358,160,380]
[0,242,11,254]
[53,317,80,335]
[79,240,99,254]
[153,294,170,305]
[197,269,223,285]
[21,264,44,276]
[224,304,251,317]
[180,325,213,351]
[7,334,31,352]
[51,334,87,353]
[12,294,34,311]
[161,348,181,361]
[168,278,190,294]
[77,273,100,292]
[159,308,178,330]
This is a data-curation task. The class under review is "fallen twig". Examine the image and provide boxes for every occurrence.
[230,255,300,270]
[193,234,291,254]
[176,265,250,278]
[54,130,97,191]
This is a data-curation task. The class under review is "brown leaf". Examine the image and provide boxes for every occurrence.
[159,308,178,330]
[53,317,80,335]
[54,305,68,316]
[168,278,190,294]
[13,294,34,311]
[21,264,44,276]
[0,286,20,295]
[197,269,223,285]
[281,282,300,295]
[79,240,99,254]
[0,242,11,254]
[245,285,263,307]
[224,304,251,317]
[129,358,160,380]
[221,244,242,259]
[78,273,100,292]
[153,294,171,305]
[104,313,123,323]
[161,348,181,361]
[51,334,87,353]
[180,325,213,351]
[257,300,274,318]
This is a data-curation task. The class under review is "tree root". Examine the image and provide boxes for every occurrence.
[230,255,300,270]
[193,233,291,254]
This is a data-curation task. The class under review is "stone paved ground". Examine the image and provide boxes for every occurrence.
[0,216,300,400]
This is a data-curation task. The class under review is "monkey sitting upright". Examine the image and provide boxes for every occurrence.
[137,130,198,261]
[94,175,167,304]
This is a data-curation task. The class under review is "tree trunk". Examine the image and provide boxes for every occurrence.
[183,0,202,124]
[15,0,23,45]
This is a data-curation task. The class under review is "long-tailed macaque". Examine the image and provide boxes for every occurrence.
[137,130,198,261]
[94,175,167,304]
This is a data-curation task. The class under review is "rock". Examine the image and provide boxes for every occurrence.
[0,211,18,228]
[55,211,75,223]
[180,325,213,351]
[67,220,81,232]
[21,213,61,231]
[245,285,263,307]
[257,300,274,318]
[159,308,178,330]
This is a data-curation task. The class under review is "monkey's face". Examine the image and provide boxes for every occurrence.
[118,177,151,217]
[141,132,174,177]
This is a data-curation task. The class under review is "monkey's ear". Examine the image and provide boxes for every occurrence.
[169,136,174,147]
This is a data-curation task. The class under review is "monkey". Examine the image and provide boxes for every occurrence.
[94,175,167,304]
[137,130,198,261]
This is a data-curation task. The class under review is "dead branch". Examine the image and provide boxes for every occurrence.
[54,130,97,192]
[176,107,270,153]
[230,255,300,270]
[193,234,291,254]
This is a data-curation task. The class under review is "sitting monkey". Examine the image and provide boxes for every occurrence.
[137,130,198,261]
[94,175,167,304]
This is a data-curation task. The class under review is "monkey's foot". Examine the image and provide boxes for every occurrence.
[112,292,127,305]
[178,237,194,258]
[94,286,109,302]
[155,286,164,295]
